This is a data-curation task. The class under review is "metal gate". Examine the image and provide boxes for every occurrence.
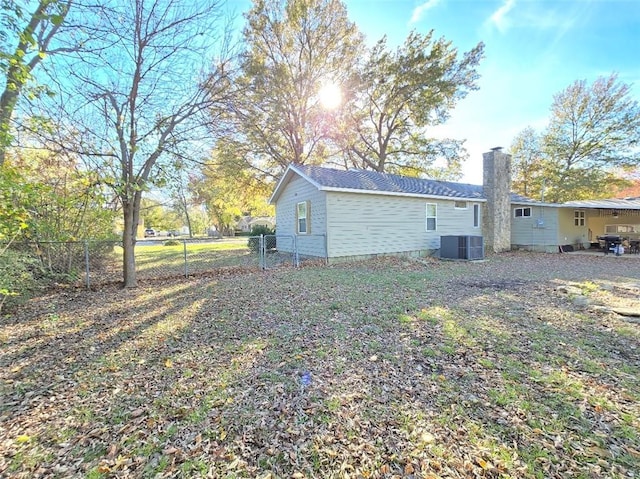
[254,234,327,269]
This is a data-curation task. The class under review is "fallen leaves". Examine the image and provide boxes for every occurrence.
[1,253,639,477]
[130,407,145,418]
[15,434,31,444]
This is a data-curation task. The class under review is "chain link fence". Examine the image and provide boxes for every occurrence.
[4,240,122,287]
[261,235,295,269]
[259,234,327,268]
[2,234,328,291]
[133,237,261,282]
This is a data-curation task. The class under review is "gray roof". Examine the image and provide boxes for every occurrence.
[563,198,640,210]
[282,164,535,203]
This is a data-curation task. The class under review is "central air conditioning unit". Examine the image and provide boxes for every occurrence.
[440,235,484,260]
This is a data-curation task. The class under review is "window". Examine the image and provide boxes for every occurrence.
[574,210,585,226]
[454,200,467,209]
[605,224,638,234]
[426,203,437,231]
[296,201,310,234]
[514,207,532,218]
[473,204,480,228]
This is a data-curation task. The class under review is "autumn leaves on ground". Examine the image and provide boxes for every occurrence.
[1,253,639,478]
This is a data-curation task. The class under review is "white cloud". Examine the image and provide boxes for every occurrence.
[488,0,516,33]
[410,0,442,24]
[486,1,586,38]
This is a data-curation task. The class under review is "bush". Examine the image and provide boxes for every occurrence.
[33,242,84,279]
[164,239,181,246]
[8,241,85,281]
[247,225,276,253]
[250,225,275,236]
[0,249,43,313]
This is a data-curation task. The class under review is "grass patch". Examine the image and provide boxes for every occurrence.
[1,254,639,478]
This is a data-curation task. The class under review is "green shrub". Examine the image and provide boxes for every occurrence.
[30,241,84,279]
[164,239,180,246]
[247,225,276,253]
[249,225,275,236]
[0,249,43,313]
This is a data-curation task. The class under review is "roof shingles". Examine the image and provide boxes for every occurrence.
[293,165,533,202]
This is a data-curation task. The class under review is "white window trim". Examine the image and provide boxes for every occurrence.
[574,210,585,227]
[514,207,532,218]
[426,203,437,231]
[605,224,639,234]
[297,201,309,234]
[473,203,480,228]
[454,200,468,210]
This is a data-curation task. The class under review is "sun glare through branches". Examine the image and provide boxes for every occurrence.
[318,82,342,110]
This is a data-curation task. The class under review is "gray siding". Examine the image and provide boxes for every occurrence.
[325,192,482,258]
[274,175,327,258]
[511,205,559,252]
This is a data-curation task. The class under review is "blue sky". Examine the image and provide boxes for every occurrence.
[228,0,640,183]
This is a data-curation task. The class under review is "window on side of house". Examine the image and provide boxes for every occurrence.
[454,200,467,209]
[473,204,480,228]
[296,201,310,234]
[605,224,638,234]
[426,203,437,231]
[574,210,585,226]
[514,207,532,218]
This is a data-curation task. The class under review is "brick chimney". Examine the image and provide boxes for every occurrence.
[483,147,512,253]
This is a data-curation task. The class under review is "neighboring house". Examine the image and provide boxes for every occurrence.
[235,216,252,232]
[269,149,640,262]
[236,216,276,233]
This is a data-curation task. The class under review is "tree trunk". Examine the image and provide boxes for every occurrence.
[176,188,193,238]
[0,81,20,167]
[184,208,193,238]
[122,200,137,288]
[0,0,71,167]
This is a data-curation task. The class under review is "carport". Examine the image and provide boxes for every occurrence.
[563,197,640,254]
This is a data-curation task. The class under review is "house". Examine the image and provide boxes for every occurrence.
[553,198,640,246]
[269,148,514,261]
[269,148,640,262]
[509,198,640,253]
[235,216,276,233]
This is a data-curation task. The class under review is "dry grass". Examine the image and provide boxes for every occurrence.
[1,252,639,478]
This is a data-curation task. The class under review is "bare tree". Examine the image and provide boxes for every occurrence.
[36,0,233,287]
[0,0,72,166]
[167,169,196,238]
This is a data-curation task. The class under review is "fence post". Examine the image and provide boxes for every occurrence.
[183,239,188,277]
[260,235,265,270]
[294,235,299,267]
[84,240,90,289]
